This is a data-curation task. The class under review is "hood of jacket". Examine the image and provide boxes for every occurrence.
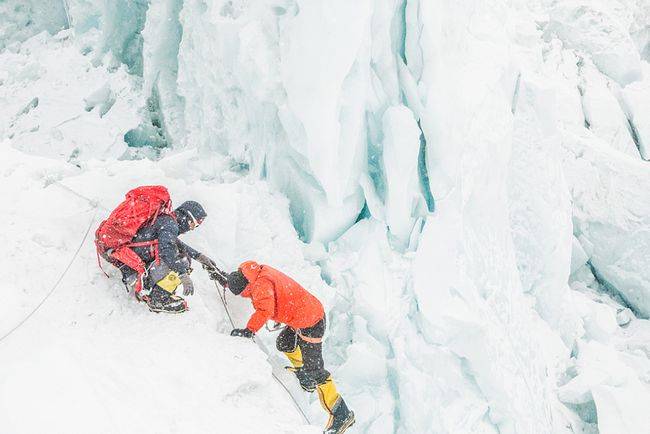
[239,260,262,296]
[175,200,207,234]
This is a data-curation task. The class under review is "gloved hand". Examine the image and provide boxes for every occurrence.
[230,328,254,338]
[180,273,194,296]
[209,269,229,287]
[180,256,192,273]
[197,254,217,270]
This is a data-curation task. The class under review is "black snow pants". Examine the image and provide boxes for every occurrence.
[276,317,330,385]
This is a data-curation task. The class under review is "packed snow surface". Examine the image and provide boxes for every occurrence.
[0,139,327,434]
[2,1,650,433]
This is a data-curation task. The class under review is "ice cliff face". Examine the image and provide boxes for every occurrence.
[2,0,650,433]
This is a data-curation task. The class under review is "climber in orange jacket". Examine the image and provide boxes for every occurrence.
[223,261,355,434]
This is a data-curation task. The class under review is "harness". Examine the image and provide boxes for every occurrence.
[268,322,323,344]
[297,330,323,344]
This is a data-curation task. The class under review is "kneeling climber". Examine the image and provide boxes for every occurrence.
[95,186,218,313]
[221,261,355,434]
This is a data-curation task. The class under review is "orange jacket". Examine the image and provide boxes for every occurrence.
[239,261,325,333]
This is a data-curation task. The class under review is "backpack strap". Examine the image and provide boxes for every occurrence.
[126,240,161,266]
[96,246,109,277]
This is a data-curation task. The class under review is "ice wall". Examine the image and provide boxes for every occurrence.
[0,0,69,50]
[173,0,374,243]
[405,1,571,432]
[547,0,642,86]
[50,0,433,245]
[98,0,149,75]
[142,0,185,145]
[279,0,370,206]
[382,106,422,250]
[578,60,640,158]
[508,75,583,346]
[619,63,650,160]
[563,133,650,317]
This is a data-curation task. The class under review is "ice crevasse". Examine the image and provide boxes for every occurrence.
[2,0,650,433]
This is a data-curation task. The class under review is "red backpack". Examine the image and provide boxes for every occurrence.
[95,186,175,292]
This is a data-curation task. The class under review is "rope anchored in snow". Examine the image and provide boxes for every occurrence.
[0,208,98,345]
[51,180,108,211]
[212,276,236,330]
[256,337,313,426]
[210,277,312,426]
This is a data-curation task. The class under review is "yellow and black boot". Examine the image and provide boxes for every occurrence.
[317,377,355,434]
[284,348,316,392]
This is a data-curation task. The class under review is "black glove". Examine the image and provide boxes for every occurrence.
[180,256,192,273]
[180,273,194,296]
[197,254,217,270]
[230,328,254,338]
[209,269,229,287]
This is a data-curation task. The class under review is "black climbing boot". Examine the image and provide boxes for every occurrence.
[324,398,355,434]
[145,287,188,314]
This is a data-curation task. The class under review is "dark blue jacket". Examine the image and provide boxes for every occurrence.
[131,215,200,275]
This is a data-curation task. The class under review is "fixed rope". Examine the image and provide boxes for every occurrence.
[210,278,312,425]
[213,278,236,330]
[0,208,98,345]
[51,180,108,211]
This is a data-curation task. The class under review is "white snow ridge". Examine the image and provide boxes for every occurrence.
[2,1,650,434]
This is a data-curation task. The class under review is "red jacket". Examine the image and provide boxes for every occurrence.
[239,261,324,333]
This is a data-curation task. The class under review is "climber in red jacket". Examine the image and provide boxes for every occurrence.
[223,261,355,434]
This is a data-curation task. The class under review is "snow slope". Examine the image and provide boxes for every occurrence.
[3,1,650,434]
[0,146,329,434]
[0,34,327,433]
